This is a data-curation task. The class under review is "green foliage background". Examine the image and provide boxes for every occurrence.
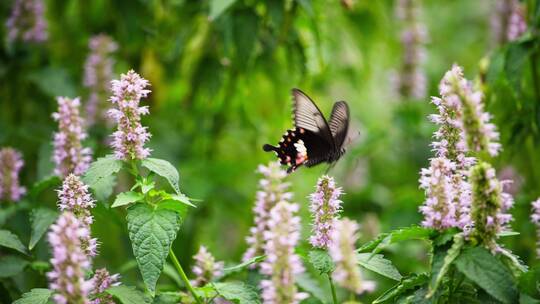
[1,0,539,301]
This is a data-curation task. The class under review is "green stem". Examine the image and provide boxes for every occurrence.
[327,274,338,304]
[169,248,202,304]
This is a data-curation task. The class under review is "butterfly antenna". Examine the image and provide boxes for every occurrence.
[263,144,278,152]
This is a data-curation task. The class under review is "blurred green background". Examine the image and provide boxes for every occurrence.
[1,0,539,301]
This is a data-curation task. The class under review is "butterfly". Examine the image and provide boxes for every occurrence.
[263,88,350,173]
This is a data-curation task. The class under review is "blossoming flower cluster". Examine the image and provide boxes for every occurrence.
[108,70,152,160]
[5,0,47,43]
[329,218,375,294]
[394,0,428,99]
[243,162,292,263]
[470,163,514,249]
[260,201,307,304]
[309,175,343,249]
[48,212,93,304]
[191,246,224,287]
[0,147,26,202]
[90,268,121,304]
[52,97,92,177]
[507,0,527,41]
[84,34,118,126]
[57,174,98,257]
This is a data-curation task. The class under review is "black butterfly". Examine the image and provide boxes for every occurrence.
[263,88,350,173]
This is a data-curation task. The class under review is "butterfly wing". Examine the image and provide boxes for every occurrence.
[292,88,335,149]
[328,101,350,150]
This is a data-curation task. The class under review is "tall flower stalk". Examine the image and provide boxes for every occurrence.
[394,0,428,99]
[0,147,26,202]
[329,218,375,294]
[5,0,47,43]
[90,268,120,304]
[84,35,118,126]
[52,97,92,177]
[57,174,98,258]
[260,201,307,304]
[309,175,343,249]
[243,162,292,263]
[191,246,224,287]
[108,70,152,160]
[469,162,513,249]
[47,212,93,304]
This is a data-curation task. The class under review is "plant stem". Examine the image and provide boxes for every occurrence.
[327,274,338,304]
[169,248,202,304]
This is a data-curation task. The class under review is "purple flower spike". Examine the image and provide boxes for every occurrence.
[90,268,121,304]
[108,70,152,160]
[191,246,224,287]
[329,218,375,294]
[243,162,291,264]
[260,201,308,304]
[531,199,540,258]
[57,174,97,258]
[309,175,343,249]
[47,212,92,304]
[84,34,118,126]
[6,0,47,43]
[53,97,92,178]
[0,147,26,202]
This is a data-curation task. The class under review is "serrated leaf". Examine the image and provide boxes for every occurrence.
[455,247,518,304]
[498,247,528,276]
[13,288,53,304]
[83,155,123,191]
[209,0,237,20]
[29,208,58,250]
[373,273,428,304]
[112,191,144,208]
[127,204,181,295]
[357,253,402,281]
[213,281,261,304]
[106,285,152,304]
[0,229,28,254]
[428,234,464,297]
[93,174,117,202]
[358,226,434,254]
[223,255,265,276]
[0,255,29,277]
[156,200,188,218]
[308,250,335,274]
[141,158,180,194]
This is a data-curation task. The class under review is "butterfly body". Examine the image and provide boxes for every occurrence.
[263,89,350,173]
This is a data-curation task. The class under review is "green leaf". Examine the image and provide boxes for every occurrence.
[519,265,540,299]
[0,229,28,254]
[357,253,402,281]
[83,155,123,190]
[92,174,117,202]
[498,231,520,237]
[29,208,58,250]
[209,0,237,20]
[0,255,29,277]
[29,176,61,200]
[26,67,77,97]
[455,247,518,304]
[428,234,464,297]
[296,272,331,303]
[112,191,144,208]
[358,226,434,254]
[505,41,532,93]
[29,260,50,273]
[223,255,265,276]
[141,158,180,194]
[373,273,428,304]
[13,288,53,304]
[498,247,528,276]
[156,200,188,218]
[153,292,182,304]
[127,204,182,295]
[213,281,261,304]
[308,250,335,274]
[106,285,152,304]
